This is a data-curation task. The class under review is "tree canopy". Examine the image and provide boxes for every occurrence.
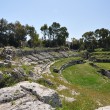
[40,22,69,47]
[0,18,110,51]
[0,18,39,47]
[70,28,110,51]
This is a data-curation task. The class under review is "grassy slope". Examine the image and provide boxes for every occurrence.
[95,63,110,70]
[51,57,81,70]
[62,63,110,110]
[50,58,110,110]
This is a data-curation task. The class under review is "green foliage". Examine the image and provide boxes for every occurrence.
[0,73,16,88]
[50,58,110,110]
[71,28,110,51]
[90,51,110,62]
[60,62,110,109]
[0,18,40,48]
[96,63,110,70]
[21,64,33,74]
[40,22,69,47]
[36,78,56,89]
[51,57,81,70]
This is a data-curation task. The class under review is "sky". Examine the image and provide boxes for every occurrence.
[0,0,110,41]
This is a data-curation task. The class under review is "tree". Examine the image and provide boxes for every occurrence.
[40,24,48,40]
[40,22,69,47]
[26,25,39,47]
[7,23,16,46]
[0,18,41,48]
[49,22,60,41]
[95,28,110,48]
[57,27,69,46]
[82,31,96,51]
[0,18,8,46]
[71,38,80,50]
[14,21,27,47]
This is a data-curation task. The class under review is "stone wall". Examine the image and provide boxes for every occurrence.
[15,48,67,57]
[53,60,84,73]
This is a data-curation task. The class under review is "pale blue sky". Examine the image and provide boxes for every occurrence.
[0,0,110,41]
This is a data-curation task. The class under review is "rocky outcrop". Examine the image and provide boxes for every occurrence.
[89,63,99,68]
[0,67,46,88]
[57,85,68,91]
[98,69,110,78]
[20,82,62,107]
[0,81,62,110]
[0,46,16,67]
[60,95,76,102]
[95,106,110,110]
[1,46,15,60]
[0,71,3,79]
[89,63,110,78]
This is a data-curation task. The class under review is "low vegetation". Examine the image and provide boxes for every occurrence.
[95,63,110,70]
[49,57,110,110]
[51,57,81,70]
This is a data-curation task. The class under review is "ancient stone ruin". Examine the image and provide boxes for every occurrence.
[0,81,62,110]
[0,46,16,67]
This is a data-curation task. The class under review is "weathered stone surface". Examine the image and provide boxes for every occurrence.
[0,61,4,67]
[0,94,54,110]
[60,95,76,102]
[53,68,59,73]
[1,46,15,60]
[53,60,84,74]
[0,71,3,79]
[44,79,54,86]
[57,85,68,91]
[12,67,27,79]
[71,90,80,96]
[95,106,110,110]
[0,61,11,67]
[0,81,62,110]
[28,70,42,80]
[19,81,62,107]
[0,85,26,103]
[89,63,99,68]
[60,51,69,58]
[98,69,110,78]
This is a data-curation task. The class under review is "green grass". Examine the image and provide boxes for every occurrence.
[62,63,110,91]
[92,51,110,54]
[49,58,110,110]
[22,46,69,51]
[21,64,34,74]
[90,51,110,62]
[95,63,110,70]
[60,62,110,109]
[90,51,110,59]
[22,47,49,51]
[51,57,81,70]
[0,65,17,72]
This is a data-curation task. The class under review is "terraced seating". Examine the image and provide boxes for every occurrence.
[49,52,63,59]
[22,57,32,62]
[60,51,69,58]
[39,52,54,59]
[32,53,45,60]
[26,55,39,61]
